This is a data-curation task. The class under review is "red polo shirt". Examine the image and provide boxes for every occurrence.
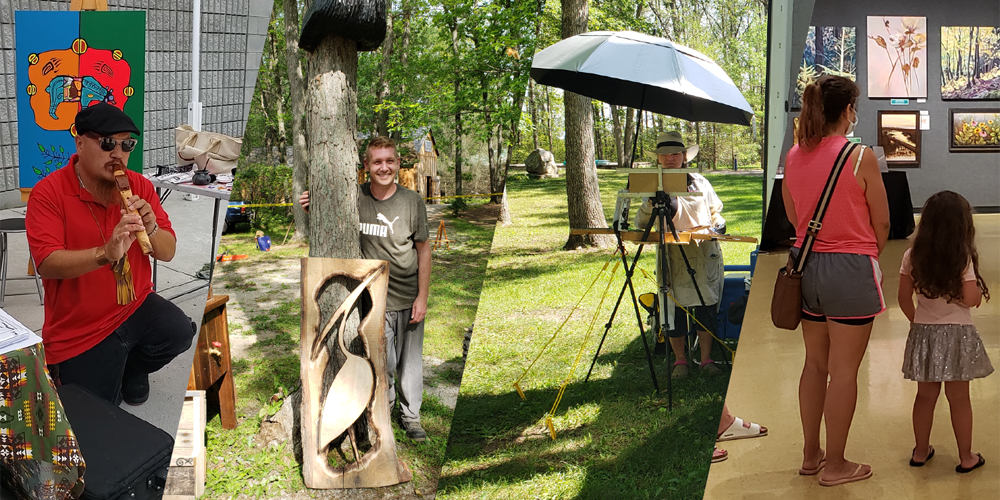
[25,155,175,365]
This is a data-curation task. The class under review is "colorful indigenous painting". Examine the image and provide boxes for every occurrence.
[941,27,1000,100]
[792,26,856,110]
[15,11,145,190]
[949,109,1000,152]
[867,16,927,99]
[877,111,921,166]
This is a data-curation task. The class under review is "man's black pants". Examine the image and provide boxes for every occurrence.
[48,293,194,406]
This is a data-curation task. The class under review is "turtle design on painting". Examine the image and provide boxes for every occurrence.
[44,75,115,119]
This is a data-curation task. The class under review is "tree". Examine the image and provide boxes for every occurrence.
[561,0,613,250]
[283,0,309,242]
[305,39,362,259]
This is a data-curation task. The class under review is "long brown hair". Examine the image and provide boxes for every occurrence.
[910,191,990,303]
[796,75,860,150]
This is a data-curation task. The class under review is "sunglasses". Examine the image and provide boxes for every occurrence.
[92,135,138,153]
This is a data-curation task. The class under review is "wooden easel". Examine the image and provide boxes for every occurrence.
[70,0,109,10]
[433,220,451,250]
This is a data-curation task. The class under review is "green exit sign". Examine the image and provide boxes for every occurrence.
[848,137,863,143]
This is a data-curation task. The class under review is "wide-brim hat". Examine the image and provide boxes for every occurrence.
[75,102,140,137]
[653,131,698,161]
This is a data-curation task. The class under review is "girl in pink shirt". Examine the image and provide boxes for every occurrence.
[899,191,992,473]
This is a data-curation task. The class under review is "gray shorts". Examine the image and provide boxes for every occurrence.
[790,248,886,320]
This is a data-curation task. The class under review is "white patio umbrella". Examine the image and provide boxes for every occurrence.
[532,31,755,403]
[531,30,754,126]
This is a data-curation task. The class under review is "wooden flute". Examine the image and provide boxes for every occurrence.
[113,169,154,255]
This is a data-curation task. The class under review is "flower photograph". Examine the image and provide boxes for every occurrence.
[950,109,1000,151]
[867,16,927,98]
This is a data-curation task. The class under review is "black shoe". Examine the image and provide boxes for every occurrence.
[956,453,985,473]
[909,446,934,467]
[121,371,150,406]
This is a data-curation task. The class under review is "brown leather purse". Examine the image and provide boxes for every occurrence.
[771,141,859,330]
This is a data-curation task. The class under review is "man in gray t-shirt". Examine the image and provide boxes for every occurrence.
[300,136,432,442]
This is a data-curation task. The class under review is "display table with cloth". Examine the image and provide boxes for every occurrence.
[761,172,915,251]
[0,342,86,500]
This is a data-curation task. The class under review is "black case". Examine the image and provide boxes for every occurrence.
[57,384,174,500]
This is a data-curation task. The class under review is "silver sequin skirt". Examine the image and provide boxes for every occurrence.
[902,323,994,382]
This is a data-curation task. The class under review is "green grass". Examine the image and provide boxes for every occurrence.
[203,200,497,498]
[436,171,763,500]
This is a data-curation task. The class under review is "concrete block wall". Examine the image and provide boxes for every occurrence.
[0,0,272,208]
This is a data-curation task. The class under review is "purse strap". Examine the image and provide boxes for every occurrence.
[792,140,859,274]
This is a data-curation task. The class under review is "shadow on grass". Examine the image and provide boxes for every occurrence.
[439,332,729,500]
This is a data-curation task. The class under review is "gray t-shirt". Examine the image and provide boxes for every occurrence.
[358,182,429,311]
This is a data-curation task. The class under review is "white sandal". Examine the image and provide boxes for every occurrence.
[717,416,767,442]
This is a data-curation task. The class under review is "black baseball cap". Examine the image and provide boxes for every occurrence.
[75,103,141,137]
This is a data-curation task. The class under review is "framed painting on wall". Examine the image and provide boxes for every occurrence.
[877,111,920,166]
[14,10,145,191]
[867,16,927,99]
[941,27,1000,100]
[792,26,857,110]
[949,109,1000,152]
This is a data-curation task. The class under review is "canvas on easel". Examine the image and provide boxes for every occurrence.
[14,10,145,198]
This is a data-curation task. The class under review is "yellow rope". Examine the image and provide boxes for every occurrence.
[635,267,736,361]
[512,248,620,401]
[545,259,621,439]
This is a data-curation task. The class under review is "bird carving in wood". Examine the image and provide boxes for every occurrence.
[311,270,380,459]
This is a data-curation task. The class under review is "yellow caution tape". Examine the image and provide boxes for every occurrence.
[228,193,503,208]
[424,193,503,201]
[227,202,294,208]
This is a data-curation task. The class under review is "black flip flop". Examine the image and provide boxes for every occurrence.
[910,446,935,467]
[956,453,985,473]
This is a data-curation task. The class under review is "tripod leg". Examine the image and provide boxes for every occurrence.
[626,214,661,395]
[585,279,630,382]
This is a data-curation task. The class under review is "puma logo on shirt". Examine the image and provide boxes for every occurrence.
[360,213,400,238]
[377,213,400,234]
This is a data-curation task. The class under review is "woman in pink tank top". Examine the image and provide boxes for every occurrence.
[781,76,890,486]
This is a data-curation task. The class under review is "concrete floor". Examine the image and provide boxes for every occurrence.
[704,214,1000,499]
[0,188,224,434]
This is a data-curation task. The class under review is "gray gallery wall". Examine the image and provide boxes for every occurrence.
[782,0,1000,209]
[0,0,272,209]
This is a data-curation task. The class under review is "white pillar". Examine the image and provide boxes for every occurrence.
[188,0,203,131]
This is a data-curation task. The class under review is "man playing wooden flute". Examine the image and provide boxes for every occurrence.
[26,103,193,406]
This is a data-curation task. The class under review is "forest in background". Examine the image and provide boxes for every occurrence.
[241,0,768,198]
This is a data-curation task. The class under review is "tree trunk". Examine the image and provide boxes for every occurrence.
[306,36,361,260]
[400,0,411,96]
[484,85,494,199]
[376,0,394,138]
[450,20,463,196]
[284,0,309,242]
[814,25,824,71]
[268,9,287,165]
[529,78,539,150]
[499,185,512,225]
[544,85,554,151]
[611,105,623,166]
[623,107,636,166]
[494,89,524,204]
[561,0,612,250]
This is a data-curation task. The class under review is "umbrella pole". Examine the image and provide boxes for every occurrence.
[626,88,646,169]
